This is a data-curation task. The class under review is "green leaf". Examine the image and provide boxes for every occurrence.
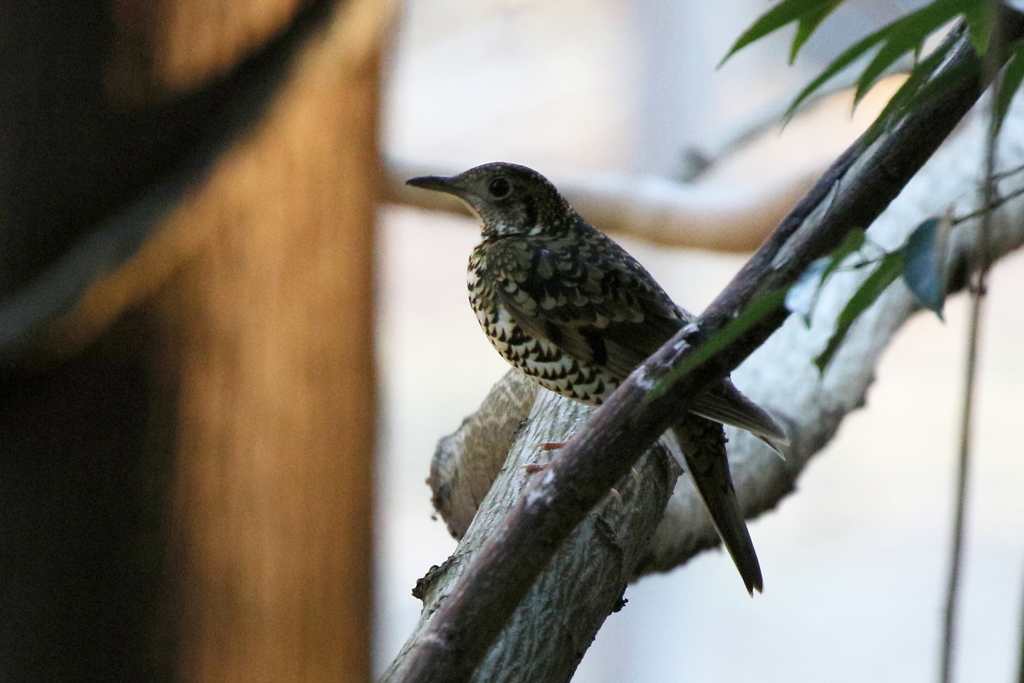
[642,289,788,407]
[819,229,867,282]
[785,24,898,120]
[815,250,904,372]
[791,0,845,62]
[994,39,1024,135]
[722,0,847,66]
[785,1,978,121]
[860,31,972,146]
[785,228,867,325]
[902,216,951,318]
[963,0,997,55]
[876,38,949,114]
[853,0,963,104]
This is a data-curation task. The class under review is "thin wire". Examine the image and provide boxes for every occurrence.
[938,11,1003,682]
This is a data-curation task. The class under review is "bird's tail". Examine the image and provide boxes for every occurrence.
[663,421,763,595]
[688,378,788,458]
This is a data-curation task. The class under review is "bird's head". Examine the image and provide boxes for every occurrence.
[406,162,574,238]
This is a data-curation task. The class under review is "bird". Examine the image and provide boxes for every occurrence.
[407,162,787,595]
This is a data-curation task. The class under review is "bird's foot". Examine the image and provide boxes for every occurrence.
[523,462,549,473]
[539,441,565,450]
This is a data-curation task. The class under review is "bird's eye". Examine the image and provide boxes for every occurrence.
[488,177,511,198]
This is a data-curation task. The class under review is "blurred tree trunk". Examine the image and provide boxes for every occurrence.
[149,10,382,682]
[0,1,390,681]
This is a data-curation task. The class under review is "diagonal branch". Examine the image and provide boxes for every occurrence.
[391,15,1024,683]
[383,385,679,683]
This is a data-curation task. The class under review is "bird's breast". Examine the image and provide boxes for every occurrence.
[467,263,615,405]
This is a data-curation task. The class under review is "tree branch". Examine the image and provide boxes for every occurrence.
[388,15,1024,683]
[383,389,677,683]
[385,157,815,252]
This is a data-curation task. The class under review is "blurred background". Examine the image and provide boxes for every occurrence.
[1,0,1022,681]
[379,0,1024,681]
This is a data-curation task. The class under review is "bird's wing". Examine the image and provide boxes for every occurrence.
[488,232,684,379]
[488,233,788,449]
[688,379,789,453]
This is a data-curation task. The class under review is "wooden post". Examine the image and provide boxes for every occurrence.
[146,4,387,681]
[25,1,395,680]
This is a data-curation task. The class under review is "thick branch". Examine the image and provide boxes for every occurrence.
[392,16,1024,683]
[383,390,677,683]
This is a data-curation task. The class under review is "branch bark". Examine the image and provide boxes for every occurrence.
[387,16,1024,683]
[385,390,677,683]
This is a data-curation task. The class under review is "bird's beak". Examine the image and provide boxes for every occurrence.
[405,175,462,197]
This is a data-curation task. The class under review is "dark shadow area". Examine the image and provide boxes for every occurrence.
[0,334,165,683]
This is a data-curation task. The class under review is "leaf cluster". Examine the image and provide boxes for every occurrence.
[785,217,952,372]
[653,213,957,398]
[716,0,1024,373]
[723,0,1024,140]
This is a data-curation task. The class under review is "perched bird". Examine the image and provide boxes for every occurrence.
[407,162,786,594]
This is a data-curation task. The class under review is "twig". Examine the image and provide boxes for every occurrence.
[939,5,1006,682]
[1018,561,1024,683]
[952,184,1024,224]
[680,62,912,182]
